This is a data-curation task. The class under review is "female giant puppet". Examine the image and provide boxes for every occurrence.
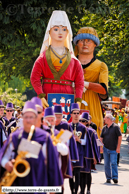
[31,11,84,109]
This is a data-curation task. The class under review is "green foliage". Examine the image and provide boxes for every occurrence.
[0,74,31,93]
[0,88,27,107]
[8,75,30,93]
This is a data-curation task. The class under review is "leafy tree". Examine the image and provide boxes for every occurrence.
[0,88,27,107]
[8,75,30,93]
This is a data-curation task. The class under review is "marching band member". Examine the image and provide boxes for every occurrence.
[54,105,79,162]
[0,100,5,121]
[69,103,94,194]
[30,10,84,109]
[3,102,17,136]
[0,121,7,149]
[0,100,7,148]
[43,107,72,194]
[31,96,48,130]
[79,112,100,194]
[0,101,63,192]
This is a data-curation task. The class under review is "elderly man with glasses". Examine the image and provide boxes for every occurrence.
[100,114,122,184]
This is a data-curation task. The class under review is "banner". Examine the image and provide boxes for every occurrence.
[47,93,74,122]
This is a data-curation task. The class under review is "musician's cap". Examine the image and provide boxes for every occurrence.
[0,100,4,108]
[6,102,14,110]
[22,101,37,115]
[71,103,80,112]
[44,107,55,118]
[31,97,43,110]
[54,105,63,114]
[81,112,89,122]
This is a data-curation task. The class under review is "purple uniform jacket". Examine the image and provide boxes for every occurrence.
[44,125,73,179]
[0,120,6,149]
[81,127,100,173]
[55,121,79,161]
[70,122,94,168]
[0,127,63,194]
[3,116,17,136]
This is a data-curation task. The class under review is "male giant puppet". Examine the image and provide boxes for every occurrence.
[73,27,108,137]
[30,11,84,109]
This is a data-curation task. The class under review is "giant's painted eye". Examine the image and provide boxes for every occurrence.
[54,28,58,31]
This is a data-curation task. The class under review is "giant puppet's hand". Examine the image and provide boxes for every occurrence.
[41,98,49,109]
[84,81,106,95]
[84,81,89,89]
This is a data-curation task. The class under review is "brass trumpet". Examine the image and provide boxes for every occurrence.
[0,125,35,193]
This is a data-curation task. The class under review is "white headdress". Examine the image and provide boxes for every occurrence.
[40,10,73,54]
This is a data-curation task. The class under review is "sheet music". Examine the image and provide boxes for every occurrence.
[58,130,72,143]
[18,138,41,158]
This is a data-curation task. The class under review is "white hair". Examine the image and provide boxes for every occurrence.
[105,114,114,121]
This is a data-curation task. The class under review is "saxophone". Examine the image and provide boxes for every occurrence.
[11,126,19,133]
[0,125,35,193]
[46,121,61,146]
[73,124,82,139]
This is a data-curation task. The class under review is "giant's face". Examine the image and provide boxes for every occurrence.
[77,39,96,55]
[50,25,68,43]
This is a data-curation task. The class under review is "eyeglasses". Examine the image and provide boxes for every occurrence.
[23,116,36,120]
[79,120,86,123]
[37,111,42,114]
[6,110,13,112]
[73,112,79,115]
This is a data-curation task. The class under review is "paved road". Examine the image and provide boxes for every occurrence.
[64,134,129,194]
